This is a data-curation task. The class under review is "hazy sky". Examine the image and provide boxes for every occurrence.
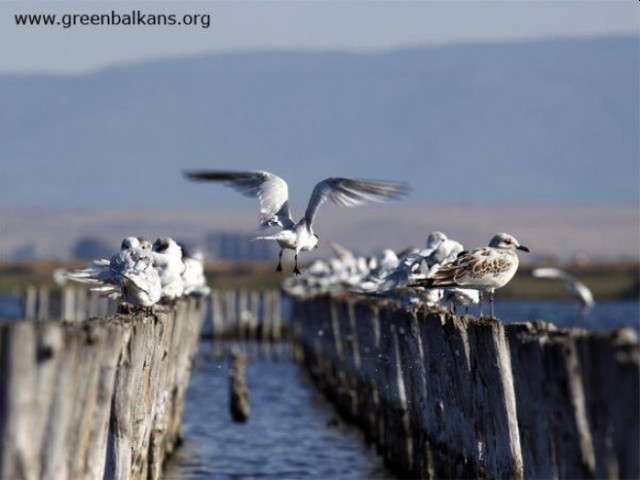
[1,1,637,74]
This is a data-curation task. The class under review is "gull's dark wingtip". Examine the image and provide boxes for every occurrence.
[183,170,233,181]
[183,169,206,180]
[396,181,412,197]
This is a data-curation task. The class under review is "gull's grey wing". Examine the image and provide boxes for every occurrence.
[533,268,594,307]
[304,177,409,227]
[328,241,355,263]
[532,267,577,283]
[184,170,294,229]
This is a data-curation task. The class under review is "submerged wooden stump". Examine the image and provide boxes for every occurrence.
[295,294,640,480]
[0,298,205,480]
[229,348,250,422]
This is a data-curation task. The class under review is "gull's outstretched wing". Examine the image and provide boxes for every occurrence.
[304,177,409,227]
[533,267,594,309]
[184,170,294,229]
[532,267,576,283]
[328,241,356,263]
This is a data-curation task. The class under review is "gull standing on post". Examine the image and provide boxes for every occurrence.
[151,237,186,301]
[184,170,409,275]
[410,233,530,317]
[62,236,162,310]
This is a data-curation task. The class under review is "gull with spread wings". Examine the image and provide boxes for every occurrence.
[184,170,409,274]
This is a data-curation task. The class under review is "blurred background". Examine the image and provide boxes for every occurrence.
[0,1,638,292]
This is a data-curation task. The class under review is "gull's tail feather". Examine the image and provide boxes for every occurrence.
[90,285,117,293]
[251,235,280,242]
[407,278,457,289]
[62,272,103,285]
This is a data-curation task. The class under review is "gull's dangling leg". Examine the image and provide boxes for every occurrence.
[464,306,469,316]
[478,291,484,317]
[276,250,283,273]
[489,291,495,318]
[293,254,301,276]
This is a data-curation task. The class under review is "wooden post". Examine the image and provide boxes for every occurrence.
[61,287,75,322]
[210,290,224,359]
[260,290,272,359]
[271,290,283,359]
[248,290,260,357]
[74,288,89,322]
[0,299,205,480]
[36,287,50,322]
[293,295,640,480]
[23,286,37,320]
[229,347,250,422]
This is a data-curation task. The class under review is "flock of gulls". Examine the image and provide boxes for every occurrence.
[60,169,594,319]
[282,231,530,317]
[62,236,210,312]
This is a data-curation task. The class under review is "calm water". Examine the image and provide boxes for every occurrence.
[495,299,639,332]
[163,346,393,480]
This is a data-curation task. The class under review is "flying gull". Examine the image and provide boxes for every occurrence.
[184,170,409,274]
[532,267,594,321]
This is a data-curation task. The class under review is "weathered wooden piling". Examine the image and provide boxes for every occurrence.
[229,347,250,422]
[295,294,640,480]
[0,298,205,480]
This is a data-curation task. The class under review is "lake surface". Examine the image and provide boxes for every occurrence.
[495,299,639,332]
[163,345,393,480]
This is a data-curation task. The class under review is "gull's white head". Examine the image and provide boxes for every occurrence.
[426,231,448,249]
[152,237,182,258]
[121,237,140,251]
[137,237,152,251]
[379,249,399,269]
[489,233,530,252]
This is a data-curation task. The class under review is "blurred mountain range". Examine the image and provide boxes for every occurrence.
[0,35,638,209]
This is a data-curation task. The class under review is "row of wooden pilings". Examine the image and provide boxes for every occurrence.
[1,296,205,480]
[21,285,119,323]
[208,289,287,359]
[291,294,640,480]
[20,287,287,357]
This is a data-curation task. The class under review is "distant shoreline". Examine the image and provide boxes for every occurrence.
[1,259,637,300]
[1,205,638,261]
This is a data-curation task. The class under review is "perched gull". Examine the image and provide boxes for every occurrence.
[116,253,162,309]
[532,267,595,320]
[180,245,211,297]
[410,233,530,317]
[184,170,409,274]
[151,237,186,301]
[444,288,480,315]
[63,236,162,310]
[63,236,147,286]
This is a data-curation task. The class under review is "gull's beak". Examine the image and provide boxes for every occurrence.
[517,245,530,253]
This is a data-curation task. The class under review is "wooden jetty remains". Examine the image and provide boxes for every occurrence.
[292,294,640,480]
[208,289,285,359]
[0,296,205,480]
